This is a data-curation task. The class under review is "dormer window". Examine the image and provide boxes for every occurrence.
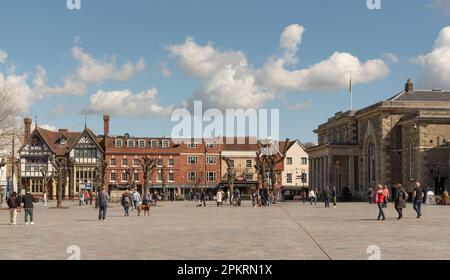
[59,137,67,145]
[127,140,134,148]
[162,140,169,148]
[115,139,123,148]
[138,140,145,148]
[187,142,198,148]
[151,140,158,148]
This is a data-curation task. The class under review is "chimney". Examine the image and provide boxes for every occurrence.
[405,78,414,92]
[103,115,110,136]
[58,129,69,134]
[24,117,32,142]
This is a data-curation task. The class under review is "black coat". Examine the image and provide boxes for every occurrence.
[394,188,407,209]
[22,194,34,209]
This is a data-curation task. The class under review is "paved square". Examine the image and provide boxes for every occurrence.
[0,201,449,260]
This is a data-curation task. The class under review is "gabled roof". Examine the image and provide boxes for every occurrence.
[35,127,81,156]
[69,128,104,153]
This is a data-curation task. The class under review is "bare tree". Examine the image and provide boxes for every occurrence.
[141,156,157,194]
[222,156,235,205]
[50,157,73,208]
[255,139,292,204]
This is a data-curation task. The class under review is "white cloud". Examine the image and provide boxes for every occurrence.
[0,49,7,63]
[0,71,36,114]
[72,46,146,83]
[168,37,273,109]
[168,25,389,110]
[279,24,305,64]
[286,99,313,111]
[414,26,450,89]
[159,62,172,78]
[39,124,57,132]
[381,52,400,64]
[429,0,450,15]
[33,65,86,96]
[82,88,173,117]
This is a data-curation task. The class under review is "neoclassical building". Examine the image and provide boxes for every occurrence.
[308,79,450,198]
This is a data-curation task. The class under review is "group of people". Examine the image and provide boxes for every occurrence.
[371,182,424,221]
[78,190,94,206]
[6,191,35,226]
[120,189,158,216]
[302,187,338,208]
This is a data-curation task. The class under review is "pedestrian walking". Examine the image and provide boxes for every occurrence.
[233,188,240,207]
[216,189,223,207]
[84,190,90,205]
[367,188,374,204]
[7,192,20,226]
[98,188,109,222]
[251,190,257,207]
[79,191,84,206]
[200,190,207,207]
[309,188,317,205]
[331,187,337,208]
[132,189,141,211]
[324,188,331,208]
[43,191,48,207]
[22,191,34,225]
[394,184,408,220]
[121,190,133,216]
[143,190,152,206]
[382,185,390,208]
[413,182,424,218]
[374,185,385,221]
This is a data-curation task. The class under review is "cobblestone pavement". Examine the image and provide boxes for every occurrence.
[0,200,449,260]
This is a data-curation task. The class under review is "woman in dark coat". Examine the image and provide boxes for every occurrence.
[394,184,407,220]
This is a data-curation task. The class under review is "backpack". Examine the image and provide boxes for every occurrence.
[123,195,130,204]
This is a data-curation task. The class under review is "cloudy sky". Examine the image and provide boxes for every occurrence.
[1,0,450,142]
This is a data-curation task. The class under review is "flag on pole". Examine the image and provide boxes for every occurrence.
[349,72,353,111]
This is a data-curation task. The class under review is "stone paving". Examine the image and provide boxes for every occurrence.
[0,200,449,260]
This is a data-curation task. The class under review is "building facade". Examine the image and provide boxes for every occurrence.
[281,140,309,191]
[308,79,450,198]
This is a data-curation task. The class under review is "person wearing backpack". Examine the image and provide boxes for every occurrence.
[394,184,408,220]
[121,190,133,216]
[98,188,109,222]
[412,182,424,218]
[7,192,20,226]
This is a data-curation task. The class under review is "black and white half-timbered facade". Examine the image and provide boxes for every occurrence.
[19,118,105,200]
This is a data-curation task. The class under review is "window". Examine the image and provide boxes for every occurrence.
[138,140,145,148]
[122,158,128,166]
[31,179,43,193]
[157,171,162,182]
[207,172,216,182]
[187,142,198,148]
[187,156,198,165]
[115,139,123,148]
[59,137,67,145]
[286,157,293,165]
[162,140,169,148]
[287,173,293,183]
[245,174,253,181]
[301,157,308,165]
[187,171,198,182]
[127,140,134,148]
[206,156,216,165]
[168,172,174,182]
[409,142,415,181]
[168,158,174,166]
[246,160,253,168]
[133,159,140,166]
[157,158,163,166]
[151,140,158,148]
[122,172,128,182]
[110,173,116,181]
[206,143,216,148]
[74,148,96,158]
[229,159,235,168]
[133,172,139,182]
[110,158,116,166]
[368,143,376,184]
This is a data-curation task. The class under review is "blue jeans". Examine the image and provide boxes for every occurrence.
[325,198,330,208]
[413,200,422,217]
[98,206,107,220]
[124,207,129,216]
[24,208,33,223]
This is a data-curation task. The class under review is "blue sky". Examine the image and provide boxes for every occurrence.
[1,0,450,143]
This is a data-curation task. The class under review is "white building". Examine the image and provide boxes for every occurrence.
[281,140,309,191]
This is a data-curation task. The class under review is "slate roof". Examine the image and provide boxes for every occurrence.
[388,90,450,102]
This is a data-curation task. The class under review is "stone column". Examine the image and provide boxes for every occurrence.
[348,156,355,191]
[308,159,313,189]
[327,155,333,189]
[65,176,69,198]
[52,180,56,200]
[324,156,328,189]
[319,157,324,190]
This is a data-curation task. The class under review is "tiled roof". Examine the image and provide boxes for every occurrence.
[36,127,81,156]
[388,90,450,102]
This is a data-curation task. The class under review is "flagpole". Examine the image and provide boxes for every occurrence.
[349,71,353,111]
